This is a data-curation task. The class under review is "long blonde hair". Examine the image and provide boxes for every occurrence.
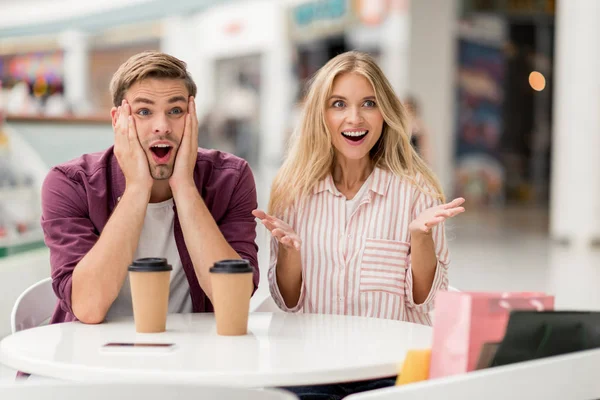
[269,51,444,216]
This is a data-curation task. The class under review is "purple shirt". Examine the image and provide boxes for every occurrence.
[41,146,259,324]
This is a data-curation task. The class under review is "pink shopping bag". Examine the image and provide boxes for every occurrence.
[429,291,554,379]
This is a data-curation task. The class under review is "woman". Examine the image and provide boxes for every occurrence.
[253,51,464,326]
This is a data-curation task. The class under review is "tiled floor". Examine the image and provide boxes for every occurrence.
[2,206,598,382]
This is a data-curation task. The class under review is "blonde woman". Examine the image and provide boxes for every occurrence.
[254,51,464,328]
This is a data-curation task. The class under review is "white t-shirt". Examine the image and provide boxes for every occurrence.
[105,198,193,319]
[345,176,371,222]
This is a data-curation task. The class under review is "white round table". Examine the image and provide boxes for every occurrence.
[0,313,432,387]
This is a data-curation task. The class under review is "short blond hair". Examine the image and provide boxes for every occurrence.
[109,51,197,106]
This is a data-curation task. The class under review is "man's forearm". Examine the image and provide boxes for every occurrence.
[173,184,240,301]
[72,186,149,323]
[409,232,437,304]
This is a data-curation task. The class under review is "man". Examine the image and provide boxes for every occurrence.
[41,51,259,324]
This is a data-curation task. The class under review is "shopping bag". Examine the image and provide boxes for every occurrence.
[429,291,554,379]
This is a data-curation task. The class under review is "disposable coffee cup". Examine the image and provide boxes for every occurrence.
[209,259,253,336]
[128,258,172,333]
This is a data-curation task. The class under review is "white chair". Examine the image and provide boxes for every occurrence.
[10,277,56,334]
[0,382,298,400]
[345,348,600,400]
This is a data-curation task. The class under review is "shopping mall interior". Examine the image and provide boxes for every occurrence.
[0,0,599,396]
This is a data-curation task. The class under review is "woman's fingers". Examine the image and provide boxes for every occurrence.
[252,209,268,219]
[253,209,299,249]
[442,197,466,209]
[436,207,466,218]
[425,216,446,227]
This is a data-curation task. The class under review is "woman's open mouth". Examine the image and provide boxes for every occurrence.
[150,144,173,164]
[341,130,369,145]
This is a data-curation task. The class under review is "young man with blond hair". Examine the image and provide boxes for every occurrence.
[41,51,259,324]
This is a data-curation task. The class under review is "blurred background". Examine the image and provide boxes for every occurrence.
[0,0,598,342]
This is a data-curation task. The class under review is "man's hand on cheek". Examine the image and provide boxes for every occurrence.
[169,96,199,192]
[113,100,153,193]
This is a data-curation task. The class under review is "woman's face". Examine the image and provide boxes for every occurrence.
[325,72,384,163]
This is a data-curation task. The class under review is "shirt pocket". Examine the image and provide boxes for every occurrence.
[359,238,410,295]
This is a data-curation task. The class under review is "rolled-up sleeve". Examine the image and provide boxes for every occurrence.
[267,205,304,312]
[404,182,450,324]
[41,169,99,318]
[217,162,260,293]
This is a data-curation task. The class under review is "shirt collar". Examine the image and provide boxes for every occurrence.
[313,166,392,197]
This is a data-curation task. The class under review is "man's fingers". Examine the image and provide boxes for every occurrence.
[118,100,128,133]
[190,97,199,142]
[183,113,191,140]
[124,103,136,143]
[127,116,136,143]
[189,96,197,119]
[116,106,123,134]
[114,107,128,151]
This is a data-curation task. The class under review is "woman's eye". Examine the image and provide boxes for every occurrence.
[364,100,376,107]
[332,100,345,108]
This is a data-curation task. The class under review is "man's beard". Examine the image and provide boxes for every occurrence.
[152,167,172,180]
[148,161,173,180]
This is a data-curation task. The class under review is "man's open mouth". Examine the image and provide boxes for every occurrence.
[150,144,173,163]
[341,130,369,142]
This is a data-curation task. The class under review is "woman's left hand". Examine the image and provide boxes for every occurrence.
[409,197,465,235]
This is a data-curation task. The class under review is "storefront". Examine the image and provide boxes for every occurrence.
[288,0,401,93]
[455,0,555,207]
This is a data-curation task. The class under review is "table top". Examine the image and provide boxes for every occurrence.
[0,313,432,387]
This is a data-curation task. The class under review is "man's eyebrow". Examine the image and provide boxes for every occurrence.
[130,96,187,105]
[131,97,154,105]
[168,96,187,104]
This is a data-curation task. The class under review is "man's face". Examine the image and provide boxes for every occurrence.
[121,78,189,180]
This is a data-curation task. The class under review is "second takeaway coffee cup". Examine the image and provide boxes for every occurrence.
[128,258,172,333]
[210,259,254,336]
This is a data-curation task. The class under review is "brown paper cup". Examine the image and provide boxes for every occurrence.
[210,260,253,336]
[129,258,172,333]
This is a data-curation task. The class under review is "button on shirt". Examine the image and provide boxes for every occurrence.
[268,167,449,326]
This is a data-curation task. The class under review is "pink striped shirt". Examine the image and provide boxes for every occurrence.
[268,167,449,325]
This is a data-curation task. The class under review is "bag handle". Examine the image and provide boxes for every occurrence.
[489,293,547,313]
